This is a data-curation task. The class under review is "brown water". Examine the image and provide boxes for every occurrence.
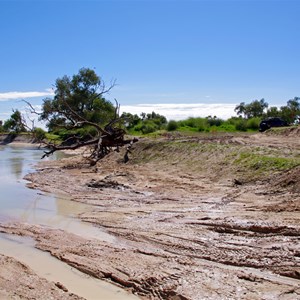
[0,144,138,299]
[0,144,115,241]
[0,233,138,299]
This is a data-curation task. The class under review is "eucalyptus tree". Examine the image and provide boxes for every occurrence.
[26,68,136,164]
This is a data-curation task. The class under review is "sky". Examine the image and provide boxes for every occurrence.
[0,0,299,125]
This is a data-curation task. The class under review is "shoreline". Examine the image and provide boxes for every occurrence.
[1,132,300,299]
[0,133,37,144]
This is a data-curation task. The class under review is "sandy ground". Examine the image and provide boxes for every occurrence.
[0,254,83,300]
[0,128,300,299]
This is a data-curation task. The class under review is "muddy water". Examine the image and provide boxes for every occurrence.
[0,233,138,300]
[0,144,137,299]
[0,144,114,241]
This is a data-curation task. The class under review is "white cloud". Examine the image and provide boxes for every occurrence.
[120,103,237,120]
[0,90,54,101]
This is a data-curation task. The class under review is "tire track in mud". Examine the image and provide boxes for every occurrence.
[7,134,300,299]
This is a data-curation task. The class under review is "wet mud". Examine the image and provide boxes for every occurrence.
[0,130,300,299]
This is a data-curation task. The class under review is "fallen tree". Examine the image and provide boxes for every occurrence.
[25,68,137,164]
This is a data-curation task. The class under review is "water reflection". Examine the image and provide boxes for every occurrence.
[0,144,115,242]
[9,156,24,179]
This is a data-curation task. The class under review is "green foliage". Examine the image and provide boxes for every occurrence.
[32,127,46,141]
[177,117,210,132]
[45,133,62,144]
[121,112,141,129]
[40,68,115,131]
[234,119,248,131]
[265,106,280,118]
[167,120,178,131]
[239,97,300,125]
[206,116,223,127]
[278,97,300,124]
[123,111,167,134]
[140,122,157,134]
[235,98,268,119]
[212,123,236,132]
[3,110,27,133]
[235,152,300,172]
[164,116,262,133]
[246,117,260,130]
[50,125,99,143]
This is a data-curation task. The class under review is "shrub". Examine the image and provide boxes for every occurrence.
[140,123,157,134]
[207,117,223,127]
[235,119,248,131]
[246,117,261,130]
[167,120,178,131]
[33,127,46,141]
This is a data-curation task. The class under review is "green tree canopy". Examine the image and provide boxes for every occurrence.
[3,110,27,133]
[24,68,137,164]
[40,68,116,131]
[279,97,300,124]
[235,99,268,119]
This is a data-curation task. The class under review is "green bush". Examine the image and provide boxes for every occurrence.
[179,117,209,131]
[140,123,157,134]
[235,119,248,131]
[167,120,178,131]
[218,124,236,132]
[246,117,261,130]
[207,117,223,127]
[33,127,46,141]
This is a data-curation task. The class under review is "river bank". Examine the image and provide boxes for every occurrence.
[1,129,300,299]
[0,133,37,144]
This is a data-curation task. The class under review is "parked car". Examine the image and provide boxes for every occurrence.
[259,117,288,132]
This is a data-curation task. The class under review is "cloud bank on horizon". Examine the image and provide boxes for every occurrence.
[0,90,238,123]
[121,103,237,120]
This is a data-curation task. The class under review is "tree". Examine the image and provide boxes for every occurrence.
[234,102,247,118]
[40,68,116,131]
[235,99,268,119]
[279,97,300,124]
[265,106,280,118]
[246,99,268,118]
[286,97,300,123]
[26,68,137,164]
[3,110,27,133]
[121,111,167,134]
[121,112,141,129]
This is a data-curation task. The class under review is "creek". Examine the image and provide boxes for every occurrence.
[0,144,138,299]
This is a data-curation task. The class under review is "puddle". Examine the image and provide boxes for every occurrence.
[0,233,138,299]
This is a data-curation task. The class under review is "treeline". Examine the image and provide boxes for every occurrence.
[122,97,300,134]
[1,96,299,137]
[122,113,262,134]
[234,97,299,124]
[1,67,298,148]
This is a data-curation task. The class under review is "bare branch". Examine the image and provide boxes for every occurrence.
[22,100,42,116]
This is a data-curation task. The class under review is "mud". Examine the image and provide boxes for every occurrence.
[0,129,300,299]
[0,253,83,300]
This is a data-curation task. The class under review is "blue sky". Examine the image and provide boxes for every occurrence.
[0,0,299,123]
